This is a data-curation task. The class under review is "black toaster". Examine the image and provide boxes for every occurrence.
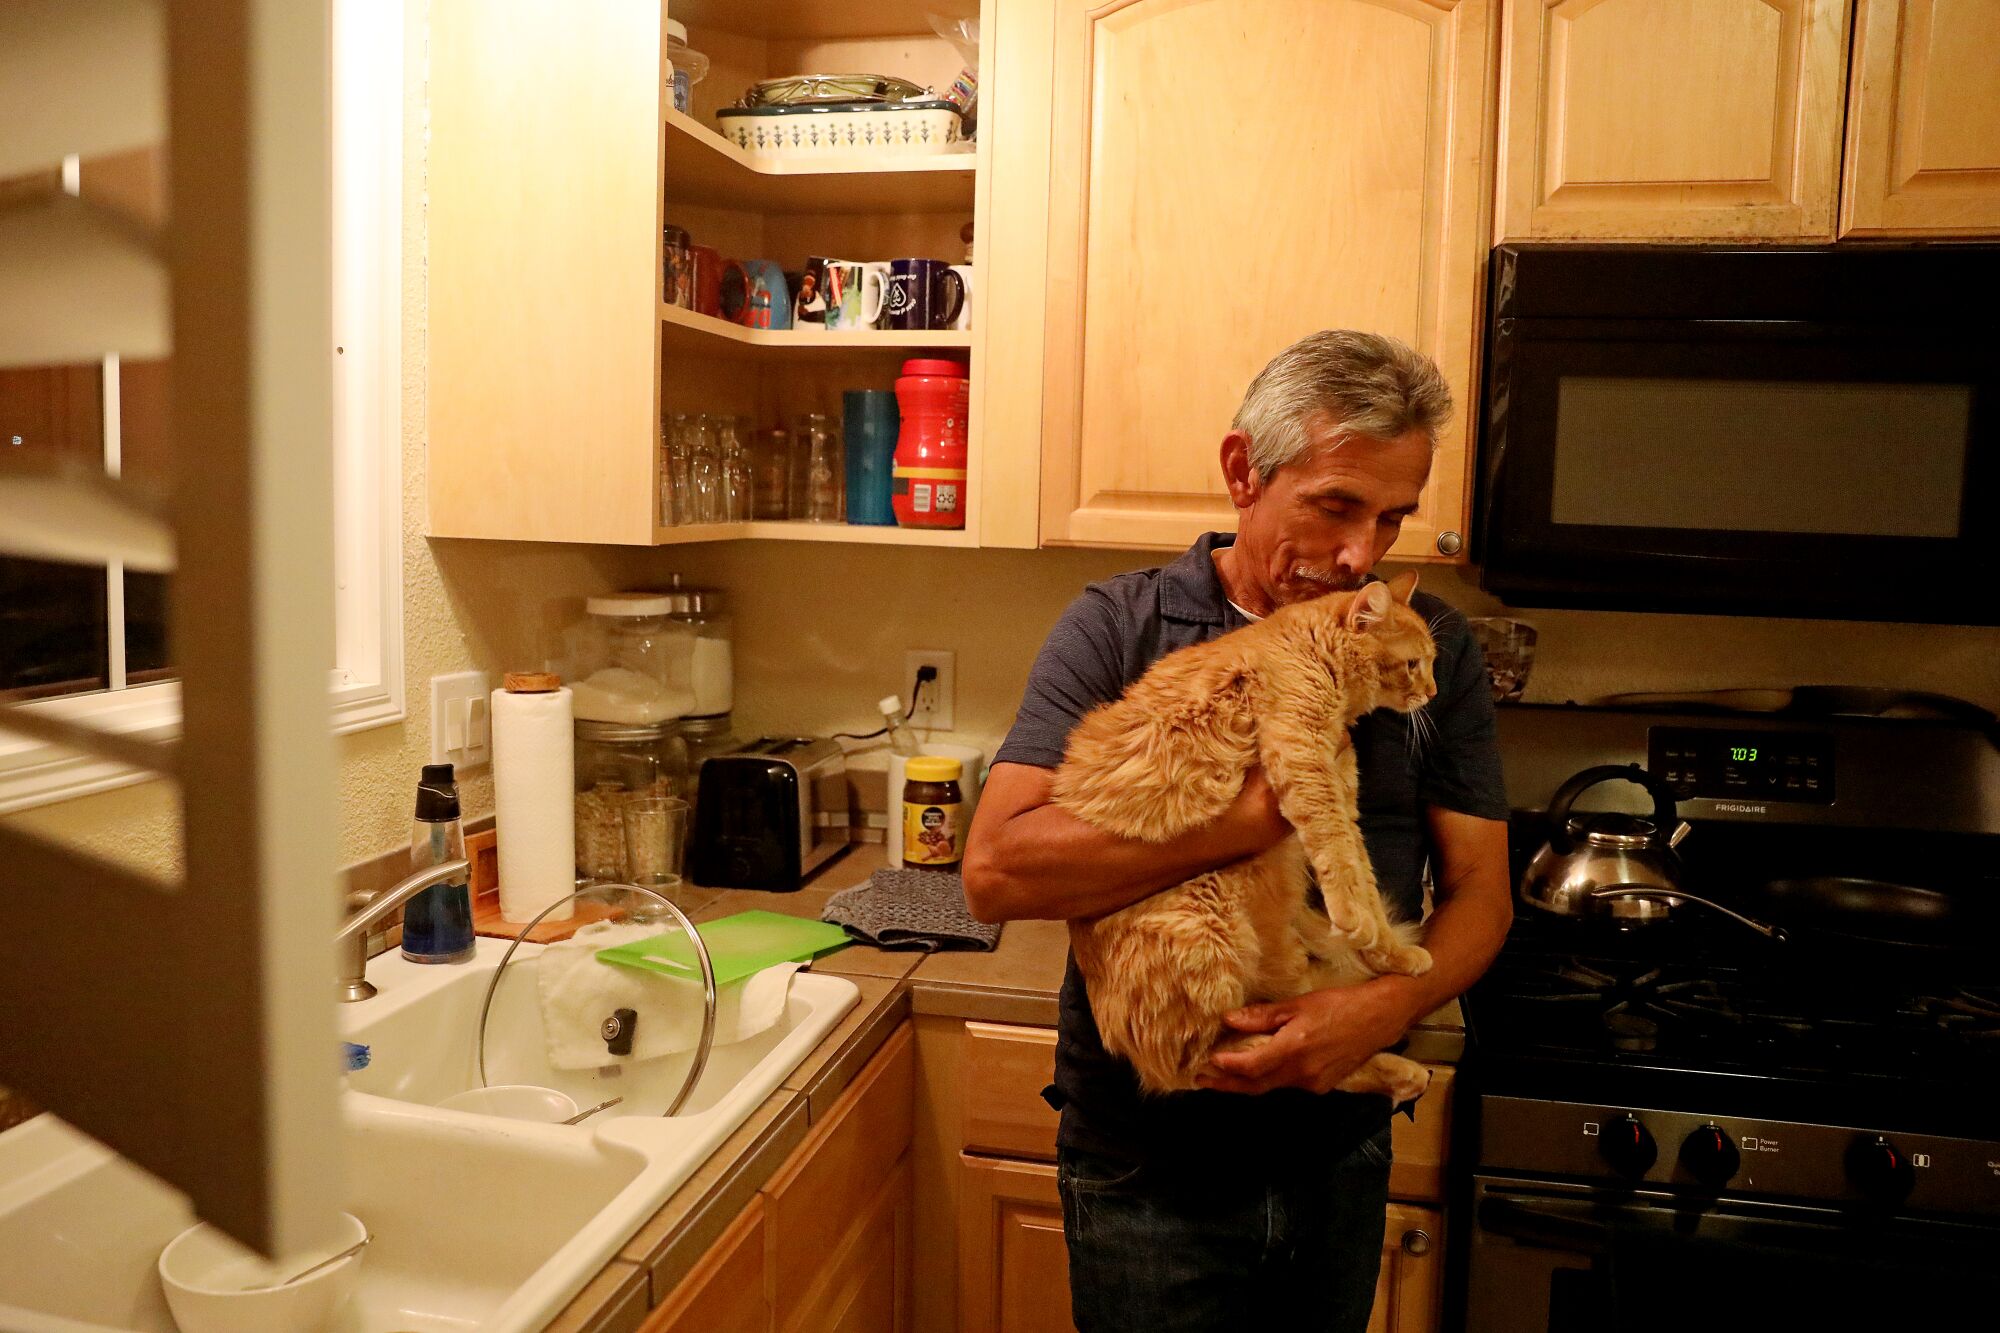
[689,737,850,891]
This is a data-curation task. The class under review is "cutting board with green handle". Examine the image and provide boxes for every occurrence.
[595,910,851,986]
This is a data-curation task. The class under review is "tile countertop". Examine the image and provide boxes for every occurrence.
[544,844,1466,1332]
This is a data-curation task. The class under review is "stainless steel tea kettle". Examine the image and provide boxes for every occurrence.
[1519,764,1785,939]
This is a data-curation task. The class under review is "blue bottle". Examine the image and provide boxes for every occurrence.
[401,763,475,963]
[843,390,899,526]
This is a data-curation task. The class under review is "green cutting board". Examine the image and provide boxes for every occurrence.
[595,910,851,986]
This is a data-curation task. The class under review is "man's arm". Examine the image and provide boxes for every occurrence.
[961,761,1293,924]
[1198,805,1511,1094]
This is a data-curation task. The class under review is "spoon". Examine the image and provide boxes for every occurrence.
[563,1097,624,1125]
[243,1233,372,1291]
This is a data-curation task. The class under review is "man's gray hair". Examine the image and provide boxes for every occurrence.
[1230,330,1453,478]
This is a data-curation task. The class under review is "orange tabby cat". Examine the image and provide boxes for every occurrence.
[1054,572,1438,1102]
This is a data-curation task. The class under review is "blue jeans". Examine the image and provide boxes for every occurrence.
[1057,1127,1393,1333]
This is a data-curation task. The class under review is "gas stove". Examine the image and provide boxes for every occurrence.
[1467,911,2000,1140]
[1452,705,2000,1331]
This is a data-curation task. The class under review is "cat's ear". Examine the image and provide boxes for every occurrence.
[1386,570,1419,604]
[1344,583,1392,631]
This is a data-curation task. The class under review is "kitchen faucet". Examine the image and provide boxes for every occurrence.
[335,857,472,1002]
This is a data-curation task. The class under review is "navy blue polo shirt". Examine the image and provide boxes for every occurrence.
[993,531,1508,1173]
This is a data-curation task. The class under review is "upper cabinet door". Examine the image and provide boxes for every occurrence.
[1841,0,2000,236]
[426,0,664,544]
[1497,0,1850,241]
[1039,0,1497,560]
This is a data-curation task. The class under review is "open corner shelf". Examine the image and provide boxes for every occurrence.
[653,520,978,548]
[668,0,958,42]
[665,108,976,215]
[661,302,973,356]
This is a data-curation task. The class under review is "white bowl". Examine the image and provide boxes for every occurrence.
[436,1083,579,1122]
[157,1210,366,1333]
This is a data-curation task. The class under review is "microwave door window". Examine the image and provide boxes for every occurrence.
[1550,376,1972,539]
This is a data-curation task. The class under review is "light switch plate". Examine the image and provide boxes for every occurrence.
[430,671,492,768]
[904,650,955,731]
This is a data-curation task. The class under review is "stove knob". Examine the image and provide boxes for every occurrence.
[1846,1136,1915,1204]
[1599,1114,1657,1179]
[1678,1124,1740,1187]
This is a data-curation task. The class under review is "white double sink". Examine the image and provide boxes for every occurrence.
[0,937,860,1332]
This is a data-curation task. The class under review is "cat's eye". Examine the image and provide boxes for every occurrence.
[1406,658,1418,671]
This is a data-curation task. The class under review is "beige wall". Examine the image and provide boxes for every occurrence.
[10,0,1998,878]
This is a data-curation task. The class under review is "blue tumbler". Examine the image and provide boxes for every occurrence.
[843,390,899,526]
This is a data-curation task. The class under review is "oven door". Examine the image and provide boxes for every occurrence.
[1476,305,2000,623]
[1462,1176,2000,1332]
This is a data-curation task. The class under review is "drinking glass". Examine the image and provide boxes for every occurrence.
[718,414,753,521]
[794,412,844,522]
[662,413,695,526]
[686,414,723,524]
[622,795,690,891]
[749,427,792,520]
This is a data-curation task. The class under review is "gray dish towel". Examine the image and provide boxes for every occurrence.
[822,868,1002,952]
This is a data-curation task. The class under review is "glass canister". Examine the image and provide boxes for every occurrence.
[569,592,697,723]
[660,577,732,717]
[678,713,739,804]
[573,719,689,882]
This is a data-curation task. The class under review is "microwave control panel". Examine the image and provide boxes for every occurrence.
[1648,727,1836,805]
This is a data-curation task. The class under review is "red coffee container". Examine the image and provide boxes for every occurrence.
[891,358,970,529]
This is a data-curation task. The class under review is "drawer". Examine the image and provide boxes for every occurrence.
[1389,1065,1453,1203]
[960,1022,1059,1161]
[765,1023,915,1330]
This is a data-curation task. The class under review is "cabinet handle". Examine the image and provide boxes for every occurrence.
[1401,1228,1432,1256]
[1434,531,1463,557]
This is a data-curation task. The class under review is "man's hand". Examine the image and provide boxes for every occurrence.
[1196,976,1422,1095]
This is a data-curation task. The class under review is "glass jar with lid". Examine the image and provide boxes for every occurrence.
[574,719,689,881]
[660,576,732,717]
[678,712,739,803]
[569,592,697,723]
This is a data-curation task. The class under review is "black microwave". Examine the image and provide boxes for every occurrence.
[1473,244,2000,624]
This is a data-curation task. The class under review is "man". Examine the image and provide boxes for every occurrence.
[962,331,1513,1332]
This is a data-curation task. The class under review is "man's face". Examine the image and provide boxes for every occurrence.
[1223,420,1432,608]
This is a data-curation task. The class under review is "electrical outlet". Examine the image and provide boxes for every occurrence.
[904,650,955,731]
[430,671,492,768]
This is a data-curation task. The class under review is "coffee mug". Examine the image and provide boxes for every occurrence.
[794,257,835,325]
[717,258,753,324]
[739,260,791,330]
[824,260,889,331]
[691,245,724,318]
[662,225,693,308]
[948,264,973,331]
[883,258,966,331]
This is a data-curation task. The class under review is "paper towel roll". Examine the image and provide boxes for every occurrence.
[492,674,576,922]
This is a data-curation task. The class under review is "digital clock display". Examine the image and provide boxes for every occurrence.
[1649,726,1836,806]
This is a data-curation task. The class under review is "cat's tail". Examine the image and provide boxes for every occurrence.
[1073,895,1253,1096]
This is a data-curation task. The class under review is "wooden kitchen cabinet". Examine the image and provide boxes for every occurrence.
[958,1155,1074,1333]
[644,1022,915,1333]
[640,1199,772,1333]
[1841,0,2000,236]
[1369,1203,1444,1333]
[1495,0,1851,241]
[1036,0,1496,562]
[426,0,1030,548]
[917,1015,1457,1333]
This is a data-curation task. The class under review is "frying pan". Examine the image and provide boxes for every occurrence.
[1755,876,2000,953]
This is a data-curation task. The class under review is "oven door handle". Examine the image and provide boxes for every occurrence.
[1476,1195,1616,1253]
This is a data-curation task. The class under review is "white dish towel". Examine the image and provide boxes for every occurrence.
[534,920,799,1071]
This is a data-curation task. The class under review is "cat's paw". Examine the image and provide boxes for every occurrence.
[1388,1062,1433,1114]
[1363,943,1433,977]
